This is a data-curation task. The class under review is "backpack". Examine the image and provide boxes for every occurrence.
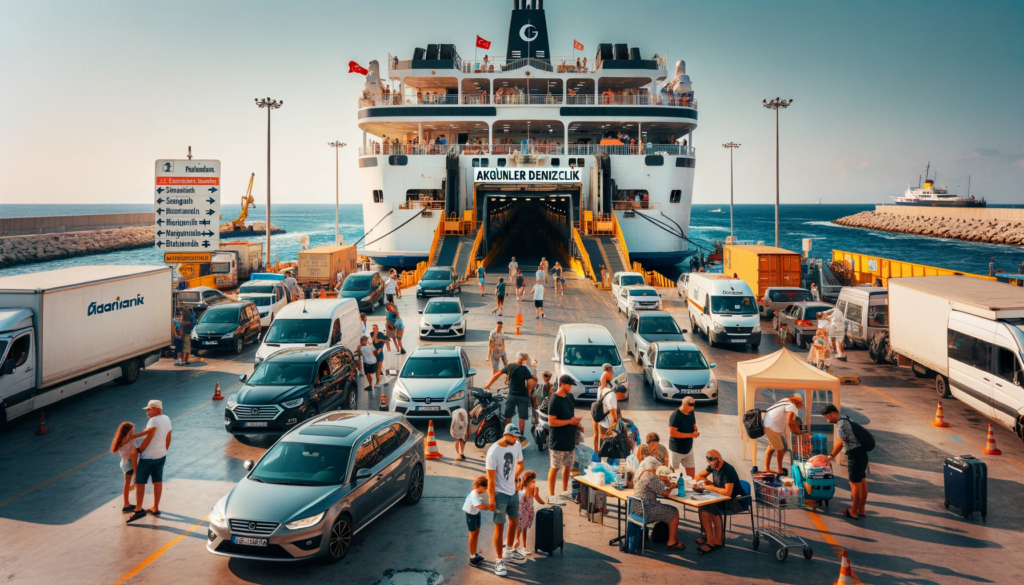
[591,387,613,424]
[843,416,875,452]
[743,402,787,439]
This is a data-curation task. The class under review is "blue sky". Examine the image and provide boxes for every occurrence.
[1,0,1021,206]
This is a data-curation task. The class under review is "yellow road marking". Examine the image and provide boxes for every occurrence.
[111,515,209,585]
[805,510,862,584]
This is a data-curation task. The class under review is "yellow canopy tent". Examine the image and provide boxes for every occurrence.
[737,348,841,462]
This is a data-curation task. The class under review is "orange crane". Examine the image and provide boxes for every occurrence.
[230,173,256,231]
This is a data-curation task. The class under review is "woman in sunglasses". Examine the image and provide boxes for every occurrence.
[692,449,746,554]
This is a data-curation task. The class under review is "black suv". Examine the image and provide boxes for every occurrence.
[224,346,359,435]
[338,271,387,313]
[192,301,263,354]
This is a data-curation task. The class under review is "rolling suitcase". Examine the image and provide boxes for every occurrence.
[534,506,564,556]
[944,455,987,519]
[792,461,835,506]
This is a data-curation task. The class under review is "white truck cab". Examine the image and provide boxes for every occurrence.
[685,273,761,348]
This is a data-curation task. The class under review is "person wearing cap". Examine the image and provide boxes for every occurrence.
[485,423,525,577]
[127,400,172,523]
[547,374,582,506]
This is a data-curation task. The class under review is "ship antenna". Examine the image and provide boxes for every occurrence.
[924,161,930,182]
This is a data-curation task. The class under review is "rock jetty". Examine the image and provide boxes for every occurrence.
[0,226,154,269]
[834,211,1024,246]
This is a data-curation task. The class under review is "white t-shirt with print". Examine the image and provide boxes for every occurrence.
[140,414,172,459]
[763,401,799,434]
[358,344,377,365]
[485,440,524,496]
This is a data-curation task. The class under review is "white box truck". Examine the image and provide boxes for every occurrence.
[888,276,1024,436]
[0,266,172,423]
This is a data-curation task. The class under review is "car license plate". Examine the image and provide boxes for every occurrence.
[203,341,218,346]
[232,536,268,547]
[243,422,268,428]
[420,406,440,411]
[583,386,597,397]
[428,290,440,293]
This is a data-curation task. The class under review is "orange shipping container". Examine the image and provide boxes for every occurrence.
[723,245,802,299]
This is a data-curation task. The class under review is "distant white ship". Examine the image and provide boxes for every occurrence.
[891,163,986,208]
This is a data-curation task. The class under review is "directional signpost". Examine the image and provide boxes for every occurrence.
[154,159,221,253]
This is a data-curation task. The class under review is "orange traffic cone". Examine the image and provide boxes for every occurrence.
[424,420,443,459]
[212,382,224,401]
[379,393,387,412]
[34,412,49,436]
[982,423,1002,455]
[515,312,524,335]
[931,401,949,427]
[834,549,855,585]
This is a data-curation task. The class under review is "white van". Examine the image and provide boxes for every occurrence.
[254,299,360,366]
[947,311,1024,432]
[835,287,888,347]
[552,324,631,401]
[685,273,761,348]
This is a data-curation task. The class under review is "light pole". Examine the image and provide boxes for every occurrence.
[762,97,793,247]
[722,142,741,238]
[328,141,346,245]
[255,97,283,267]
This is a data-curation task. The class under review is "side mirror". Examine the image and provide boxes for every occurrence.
[238,374,247,383]
[417,310,423,314]
[464,309,469,314]
[0,360,15,376]
[243,459,255,471]
[551,357,559,363]
[355,468,372,481]
[709,363,717,369]
[467,368,477,376]
[622,358,632,363]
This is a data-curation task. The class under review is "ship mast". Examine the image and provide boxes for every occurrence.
[923,161,930,184]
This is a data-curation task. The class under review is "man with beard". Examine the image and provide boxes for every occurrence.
[485,424,525,577]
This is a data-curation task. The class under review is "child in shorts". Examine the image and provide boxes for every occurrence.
[464,475,489,566]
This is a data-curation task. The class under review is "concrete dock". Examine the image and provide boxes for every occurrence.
[1,272,1021,584]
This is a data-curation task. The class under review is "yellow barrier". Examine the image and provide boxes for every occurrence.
[632,261,676,288]
[183,275,217,289]
[611,212,631,268]
[425,213,444,265]
[593,213,614,236]
[572,227,597,283]
[831,249,995,287]
[399,261,428,290]
[465,226,486,280]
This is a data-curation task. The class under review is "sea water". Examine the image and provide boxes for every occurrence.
[1,203,1020,277]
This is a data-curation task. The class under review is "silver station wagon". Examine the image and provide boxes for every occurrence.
[207,412,425,563]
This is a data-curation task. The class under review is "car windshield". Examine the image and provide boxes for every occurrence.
[769,290,812,303]
[868,305,889,327]
[341,275,373,291]
[425,302,461,314]
[628,289,659,297]
[563,344,621,367]
[639,316,681,335]
[250,442,351,486]
[657,349,709,370]
[710,296,757,315]
[423,270,450,280]
[264,319,331,344]
[175,291,200,303]
[247,361,315,385]
[202,307,240,323]
[400,356,462,378]
[620,275,644,287]
[239,284,277,295]
[243,296,273,307]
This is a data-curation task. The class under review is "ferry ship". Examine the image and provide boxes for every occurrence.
[355,0,697,275]
[890,163,986,208]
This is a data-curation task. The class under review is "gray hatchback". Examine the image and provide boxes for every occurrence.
[207,411,425,563]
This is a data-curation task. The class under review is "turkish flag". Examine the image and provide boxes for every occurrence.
[476,36,491,50]
[348,61,368,75]
[573,40,584,51]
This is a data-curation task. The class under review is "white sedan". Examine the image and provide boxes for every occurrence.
[615,285,662,317]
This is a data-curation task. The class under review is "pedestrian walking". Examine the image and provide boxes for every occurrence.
[483,351,536,446]
[464,475,490,567]
[180,309,195,365]
[386,303,406,354]
[492,278,507,315]
[171,309,184,366]
[539,258,549,284]
[515,269,526,301]
[508,257,518,281]
[529,281,545,319]
[668,396,699,478]
[485,424,526,577]
[532,371,553,424]
[451,407,470,461]
[360,313,368,338]
[358,335,379,390]
[488,322,508,375]
[763,395,804,474]
[111,422,139,513]
[547,374,582,505]
[126,400,172,523]
[384,272,399,305]
[370,324,389,382]
[552,262,564,295]
[822,404,871,520]
[477,264,487,296]
[535,264,546,283]
[513,471,546,556]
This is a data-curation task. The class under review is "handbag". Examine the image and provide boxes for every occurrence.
[599,422,632,459]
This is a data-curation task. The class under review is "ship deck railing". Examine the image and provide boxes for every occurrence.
[358,143,694,157]
[390,55,669,74]
[359,94,695,109]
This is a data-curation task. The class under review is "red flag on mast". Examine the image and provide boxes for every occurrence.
[476,36,491,50]
[573,40,584,51]
[348,61,368,75]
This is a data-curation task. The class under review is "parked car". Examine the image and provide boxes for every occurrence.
[642,342,718,403]
[389,346,476,418]
[337,271,386,313]
[758,287,813,319]
[192,301,263,354]
[417,297,469,339]
[207,411,425,562]
[416,266,461,298]
[238,280,289,329]
[255,299,361,367]
[676,273,690,298]
[552,324,630,401]
[174,286,232,316]
[226,346,359,435]
[625,311,685,365]
[615,285,662,316]
[611,271,646,299]
[835,286,888,347]
[774,301,837,348]
[250,273,304,302]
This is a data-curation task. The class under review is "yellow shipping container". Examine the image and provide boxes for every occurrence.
[723,245,802,299]
[297,245,358,285]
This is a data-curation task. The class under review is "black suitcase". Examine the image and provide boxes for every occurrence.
[944,455,987,519]
[534,506,564,556]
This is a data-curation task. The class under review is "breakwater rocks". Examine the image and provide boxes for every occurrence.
[834,211,1024,246]
[0,226,154,269]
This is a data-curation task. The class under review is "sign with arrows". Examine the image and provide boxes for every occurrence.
[154,159,221,252]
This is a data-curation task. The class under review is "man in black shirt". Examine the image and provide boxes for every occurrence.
[484,351,537,447]
[546,374,582,505]
[668,396,699,479]
[694,450,747,553]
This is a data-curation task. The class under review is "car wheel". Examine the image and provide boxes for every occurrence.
[795,332,806,349]
[936,375,951,398]
[234,337,244,354]
[306,404,320,421]
[402,464,424,505]
[323,515,353,563]
[116,358,141,385]
[346,387,357,410]
[475,425,499,448]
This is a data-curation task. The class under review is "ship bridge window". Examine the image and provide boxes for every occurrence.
[472,158,490,168]
[388,155,408,166]
[670,190,682,203]
[574,158,585,168]
[372,190,384,203]
[644,155,664,166]
[497,158,507,167]
[676,158,696,168]
[550,158,560,167]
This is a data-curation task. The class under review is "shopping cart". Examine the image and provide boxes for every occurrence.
[752,470,813,562]
[791,433,835,509]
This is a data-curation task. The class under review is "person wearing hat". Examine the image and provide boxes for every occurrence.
[127,400,172,523]
[485,423,525,577]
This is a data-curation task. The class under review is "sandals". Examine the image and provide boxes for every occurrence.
[695,537,707,546]
[666,541,686,551]
[841,509,860,519]
[126,510,147,523]
[147,509,162,517]
[121,506,135,513]
[698,544,717,555]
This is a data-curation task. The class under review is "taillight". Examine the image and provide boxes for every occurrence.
[796,319,812,327]
[757,297,764,305]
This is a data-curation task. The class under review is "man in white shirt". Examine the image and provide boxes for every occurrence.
[508,257,518,280]
[358,335,380,389]
[762,395,804,474]
[535,266,546,283]
[485,424,525,577]
[529,282,545,319]
[127,400,173,523]
[592,364,619,452]
[384,274,399,304]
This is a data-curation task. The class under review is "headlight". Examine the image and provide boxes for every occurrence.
[713,322,725,333]
[454,320,465,329]
[360,295,371,302]
[417,284,423,290]
[281,397,304,409]
[706,378,718,389]
[226,393,238,408]
[752,321,761,332]
[223,331,235,339]
[614,373,627,385]
[449,389,465,401]
[191,331,199,340]
[394,387,411,402]
[254,356,264,365]
[659,379,674,388]
[210,497,227,525]
[285,511,325,530]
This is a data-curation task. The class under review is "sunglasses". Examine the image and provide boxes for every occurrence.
[706,456,719,463]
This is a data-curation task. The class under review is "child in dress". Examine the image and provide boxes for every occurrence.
[513,471,547,556]
[450,407,469,461]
